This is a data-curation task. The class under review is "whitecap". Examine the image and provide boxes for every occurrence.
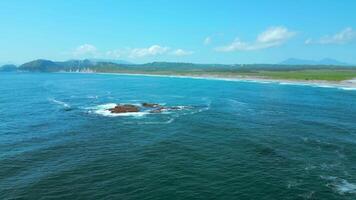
[340,87,356,91]
[95,109,149,117]
[89,103,117,110]
[87,102,209,120]
[87,95,99,99]
[321,176,356,195]
[333,180,356,194]
[48,98,70,108]
[88,103,149,118]
[279,82,296,85]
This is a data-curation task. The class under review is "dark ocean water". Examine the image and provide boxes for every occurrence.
[1,72,356,200]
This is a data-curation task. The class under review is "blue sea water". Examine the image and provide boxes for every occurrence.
[0,72,356,200]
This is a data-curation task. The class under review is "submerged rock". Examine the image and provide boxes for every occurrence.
[149,107,165,113]
[108,104,140,113]
[166,106,181,110]
[142,103,161,108]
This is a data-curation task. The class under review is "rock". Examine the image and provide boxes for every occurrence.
[108,104,140,113]
[106,103,190,114]
[142,103,161,108]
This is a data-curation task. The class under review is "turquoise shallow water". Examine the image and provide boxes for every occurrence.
[0,72,356,200]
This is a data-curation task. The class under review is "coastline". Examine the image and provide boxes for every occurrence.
[94,72,356,90]
[55,71,356,90]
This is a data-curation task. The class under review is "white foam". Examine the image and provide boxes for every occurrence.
[95,109,148,117]
[90,103,117,110]
[88,103,149,118]
[279,81,356,91]
[87,95,99,99]
[48,98,70,108]
[334,180,356,194]
[124,118,175,125]
[173,106,191,110]
[87,102,208,119]
[321,176,356,195]
[340,87,356,91]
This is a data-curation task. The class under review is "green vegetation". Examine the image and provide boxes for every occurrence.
[240,70,356,81]
[17,59,356,81]
[0,64,17,72]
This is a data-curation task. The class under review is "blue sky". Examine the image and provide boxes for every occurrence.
[0,0,356,64]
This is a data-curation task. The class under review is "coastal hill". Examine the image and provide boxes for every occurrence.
[19,59,356,72]
[280,58,349,66]
[13,59,356,81]
[0,64,17,72]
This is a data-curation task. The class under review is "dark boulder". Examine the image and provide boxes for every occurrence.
[108,104,140,113]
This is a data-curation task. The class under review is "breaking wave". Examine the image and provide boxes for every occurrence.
[84,101,210,125]
[321,176,356,195]
[102,73,356,91]
[87,103,149,118]
[340,87,356,91]
[124,118,175,125]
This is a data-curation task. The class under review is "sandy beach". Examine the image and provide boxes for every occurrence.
[89,72,356,91]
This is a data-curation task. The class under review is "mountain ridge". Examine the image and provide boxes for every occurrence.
[16,59,356,74]
[280,58,349,66]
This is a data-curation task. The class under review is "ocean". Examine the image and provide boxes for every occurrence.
[1,72,356,199]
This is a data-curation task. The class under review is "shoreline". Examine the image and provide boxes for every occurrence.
[56,71,356,90]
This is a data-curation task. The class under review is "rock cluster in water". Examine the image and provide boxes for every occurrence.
[108,104,140,113]
[108,103,182,114]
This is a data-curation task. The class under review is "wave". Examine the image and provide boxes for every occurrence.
[340,87,356,91]
[124,118,175,125]
[95,109,149,117]
[279,82,356,91]
[87,95,99,99]
[48,98,71,109]
[87,103,149,118]
[321,176,356,195]
[84,101,211,129]
[86,101,210,122]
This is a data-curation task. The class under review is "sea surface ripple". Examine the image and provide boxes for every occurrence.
[0,72,356,200]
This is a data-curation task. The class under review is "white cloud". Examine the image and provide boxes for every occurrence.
[129,45,169,58]
[257,27,295,43]
[306,27,356,45]
[70,44,193,59]
[128,45,194,58]
[171,49,194,56]
[73,44,98,57]
[215,26,296,52]
[204,37,212,45]
[105,49,124,58]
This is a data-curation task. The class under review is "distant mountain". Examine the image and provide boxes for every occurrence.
[20,59,60,72]
[280,58,349,66]
[19,59,128,72]
[18,59,356,74]
[0,64,17,72]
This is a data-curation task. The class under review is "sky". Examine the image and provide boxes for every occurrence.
[0,0,356,64]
